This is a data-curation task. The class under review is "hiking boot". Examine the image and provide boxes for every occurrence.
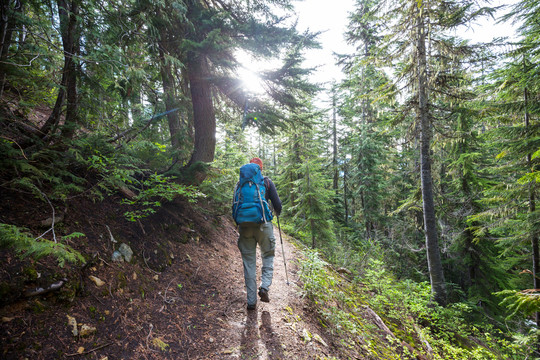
[247,303,256,311]
[258,287,270,303]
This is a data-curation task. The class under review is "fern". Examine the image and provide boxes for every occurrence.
[0,224,86,267]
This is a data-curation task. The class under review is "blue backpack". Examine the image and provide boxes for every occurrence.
[232,163,273,224]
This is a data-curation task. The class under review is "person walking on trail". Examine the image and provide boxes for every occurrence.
[232,157,282,311]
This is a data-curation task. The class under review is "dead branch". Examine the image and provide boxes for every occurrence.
[0,135,28,159]
[145,323,154,350]
[160,278,181,304]
[520,269,540,281]
[24,278,68,297]
[65,342,114,357]
[109,108,179,146]
[142,249,161,275]
[137,219,146,235]
[105,225,117,251]
[0,54,40,67]
[119,186,137,199]
[362,305,395,339]
[35,188,57,243]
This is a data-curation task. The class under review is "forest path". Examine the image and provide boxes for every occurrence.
[211,224,332,360]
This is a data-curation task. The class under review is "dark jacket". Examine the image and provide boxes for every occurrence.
[263,177,282,216]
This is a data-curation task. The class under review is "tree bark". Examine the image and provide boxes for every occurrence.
[307,163,315,249]
[290,129,300,209]
[417,4,446,306]
[158,33,181,152]
[524,87,539,334]
[41,0,79,138]
[344,162,349,225]
[40,65,66,135]
[60,0,79,139]
[332,92,338,197]
[187,54,216,165]
[0,0,21,99]
[0,0,13,58]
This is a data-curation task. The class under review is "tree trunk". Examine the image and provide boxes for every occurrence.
[0,0,13,58]
[307,163,315,249]
[180,66,193,141]
[0,0,22,100]
[360,190,371,238]
[289,130,299,208]
[417,5,446,306]
[332,92,339,196]
[158,34,181,152]
[41,0,79,138]
[60,0,79,139]
[524,87,539,335]
[187,54,215,165]
[273,141,277,178]
[344,162,349,225]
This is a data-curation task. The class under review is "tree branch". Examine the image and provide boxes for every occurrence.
[34,189,57,243]
[109,108,179,146]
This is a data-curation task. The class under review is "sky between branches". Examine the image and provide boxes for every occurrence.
[294,0,520,89]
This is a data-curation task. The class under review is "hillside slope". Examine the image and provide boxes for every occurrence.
[0,191,357,359]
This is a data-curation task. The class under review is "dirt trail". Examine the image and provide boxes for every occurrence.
[215,225,332,360]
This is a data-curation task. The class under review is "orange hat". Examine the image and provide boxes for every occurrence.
[250,157,263,170]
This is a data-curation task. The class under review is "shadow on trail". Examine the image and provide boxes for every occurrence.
[240,310,286,359]
[260,310,285,359]
[241,310,259,359]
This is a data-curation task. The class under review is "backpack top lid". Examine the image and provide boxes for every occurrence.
[239,163,263,186]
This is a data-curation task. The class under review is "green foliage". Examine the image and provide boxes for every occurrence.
[497,289,540,319]
[290,158,334,248]
[0,224,85,268]
[67,136,146,200]
[2,146,85,201]
[124,140,172,173]
[122,173,205,221]
[297,248,526,359]
[2,134,147,204]
[274,103,335,250]
[198,167,237,214]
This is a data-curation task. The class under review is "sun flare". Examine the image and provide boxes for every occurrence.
[237,66,265,95]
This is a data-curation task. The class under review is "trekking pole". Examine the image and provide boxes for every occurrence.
[277,216,290,285]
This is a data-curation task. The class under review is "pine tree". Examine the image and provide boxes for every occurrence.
[169,0,320,166]
[282,107,334,249]
[363,0,495,305]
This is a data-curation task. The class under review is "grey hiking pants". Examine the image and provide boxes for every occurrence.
[237,222,275,306]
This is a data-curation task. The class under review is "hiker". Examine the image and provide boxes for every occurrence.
[232,157,282,310]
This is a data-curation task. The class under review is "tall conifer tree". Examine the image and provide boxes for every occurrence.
[365,0,494,305]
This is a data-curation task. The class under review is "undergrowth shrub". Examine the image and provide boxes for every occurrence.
[70,135,144,200]
[0,224,85,267]
[296,247,526,359]
[198,166,237,215]
[494,289,540,356]
[297,249,402,359]
[124,140,170,172]
[122,173,205,221]
[0,134,203,263]
[2,135,145,202]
